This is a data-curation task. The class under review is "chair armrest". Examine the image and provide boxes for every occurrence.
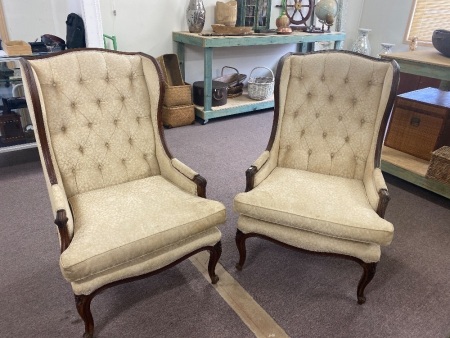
[50,184,73,253]
[159,157,205,197]
[246,150,275,191]
[364,168,390,218]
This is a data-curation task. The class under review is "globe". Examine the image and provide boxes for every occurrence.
[315,0,338,23]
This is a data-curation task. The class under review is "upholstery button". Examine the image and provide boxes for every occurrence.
[301,129,305,136]
[105,77,109,82]
[361,118,365,124]
[114,119,118,125]
[368,80,373,85]
[121,96,126,102]
[98,164,102,170]
[330,153,335,158]
[79,77,83,83]
[71,168,76,174]
[122,158,126,164]
[79,146,84,154]
[352,98,357,104]
[321,75,325,81]
[329,95,334,101]
[71,102,76,108]
[61,126,66,132]
[323,132,327,138]
[344,78,349,83]
[286,145,291,150]
[308,149,313,155]
[52,82,57,87]
[105,142,109,148]
[128,137,133,144]
[315,113,320,118]
[87,122,93,128]
[300,76,304,80]
[143,153,148,159]
[97,99,101,106]
[338,115,343,121]
[307,92,312,98]
[136,116,140,123]
[345,136,350,143]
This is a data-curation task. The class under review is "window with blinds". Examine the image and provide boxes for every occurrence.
[406,0,450,44]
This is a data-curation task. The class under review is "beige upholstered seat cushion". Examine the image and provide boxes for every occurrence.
[61,175,226,282]
[234,167,393,246]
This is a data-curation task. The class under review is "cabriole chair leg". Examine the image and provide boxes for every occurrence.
[75,294,95,338]
[235,229,247,271]
[208,241,222,284]
[357,262,377,304]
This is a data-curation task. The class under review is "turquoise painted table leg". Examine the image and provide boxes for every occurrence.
[176,42,186,80]
[203,47,213,123]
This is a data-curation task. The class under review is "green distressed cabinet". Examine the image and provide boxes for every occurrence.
[237,0,272,32]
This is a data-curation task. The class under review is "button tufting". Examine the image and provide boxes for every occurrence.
[61,126,66,132]
[330,153,335,158]
[368,80,373,85]
[79,77,83,83]
[98,164,103,170]
[344,78,349,83]
[71,168,76,174]
[52,82,57,87]
[121,96,126,102]
[301,129,305,136]
[87,122,93,128]
[323,132,327,138]
[308,149,313,155]
[128,137,133,144]
[97,99,101,105]
[345,136,350,142]
[79,146,84,154]
[114,119,118,125]
[321,75,325,81]
[105,142,109,148]
[307,92,312,98]
[71,102,76,108]
[329,95,334,101]
[136,116,140,123]
[338,115,343,121]
[315,113,320,118]
[352,98,357,104]
[361,118,365,124]
[300,76,304,80]
[143,153,148,159]
[105,76,110,82]
[122,158,126,164]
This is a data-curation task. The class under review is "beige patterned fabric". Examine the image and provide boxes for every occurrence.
[238,216,381,263]
[235,167,394,246]
[277,53,393,180]
[71,227,221,295]
[28,51,160,198]
[62,175,225,282]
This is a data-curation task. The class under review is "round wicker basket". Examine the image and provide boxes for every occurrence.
[248,66,274,100]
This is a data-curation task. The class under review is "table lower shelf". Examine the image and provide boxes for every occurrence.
[381,146,449,199]
[195,91,274,123]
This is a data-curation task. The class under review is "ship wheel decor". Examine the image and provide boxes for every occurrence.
[285,0,315,31]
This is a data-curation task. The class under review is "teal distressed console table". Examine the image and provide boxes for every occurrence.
[172,31,346,124]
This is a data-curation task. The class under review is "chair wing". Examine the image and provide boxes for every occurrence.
[20,49,226,337]
[235,51,399,304]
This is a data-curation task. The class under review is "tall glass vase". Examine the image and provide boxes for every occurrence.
[351,28,371,55]
[186,0,206,33]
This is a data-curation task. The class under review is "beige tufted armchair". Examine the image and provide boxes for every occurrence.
[234,51,399,304]
[20,49,226,337]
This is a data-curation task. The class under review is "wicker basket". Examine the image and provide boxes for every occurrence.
[162,104,195,128]
[163,83,192,107]
[248,66,274,100]
[426,146,450,184]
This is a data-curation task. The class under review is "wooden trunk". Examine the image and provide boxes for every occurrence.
[385,87,450,161]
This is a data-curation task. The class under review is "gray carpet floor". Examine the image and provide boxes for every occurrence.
[1,110,449,337]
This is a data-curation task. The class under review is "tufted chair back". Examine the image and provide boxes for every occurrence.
[23,50,162,198]
[274,51,396,180]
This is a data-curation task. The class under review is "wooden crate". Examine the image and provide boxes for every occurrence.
[426,146,450,184]
[1,40,32,56]
[385,87,450,161]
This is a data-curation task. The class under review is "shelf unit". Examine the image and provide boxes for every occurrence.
[173,30,345,124]
[380,50,450,198]
[0,56,36,154]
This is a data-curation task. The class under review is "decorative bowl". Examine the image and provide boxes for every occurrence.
[432,29,450,57]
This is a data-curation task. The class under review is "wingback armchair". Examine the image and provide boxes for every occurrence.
[20,49,226,337]
[234,51,399,304]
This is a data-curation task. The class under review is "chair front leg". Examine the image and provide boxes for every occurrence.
[208,241,222,284]
[356,262,377,304]
[74,294,95,338]
[235,229,248,271]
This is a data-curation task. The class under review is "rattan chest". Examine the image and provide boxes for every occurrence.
[385,87,450,161]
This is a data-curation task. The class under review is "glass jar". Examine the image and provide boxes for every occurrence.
[351,28,371,55]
